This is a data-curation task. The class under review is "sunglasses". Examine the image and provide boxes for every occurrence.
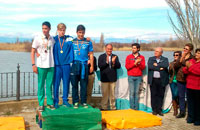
[173,54,179,57]
[183,48,189,51]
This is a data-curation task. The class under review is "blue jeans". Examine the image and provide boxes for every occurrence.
[170,82,178,100]
[177,82,186,112]
[128,76,142,110]
[71,61,88,104]
[53,65,70,105]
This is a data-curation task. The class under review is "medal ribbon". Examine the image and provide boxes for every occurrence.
[77,40,83,54]
[58,36,65,51]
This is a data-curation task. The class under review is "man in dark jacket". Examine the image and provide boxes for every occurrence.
[148,47,169,116]
[98,44,121,110]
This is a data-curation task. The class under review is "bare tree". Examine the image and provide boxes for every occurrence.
[165,0,200,50]
[16,37,20,44]
[99,33,105,49]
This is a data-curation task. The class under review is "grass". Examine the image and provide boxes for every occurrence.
[113,47,182,51]
[0,42,182,52]
[113,47,131,51]
[161,47,182,51]
[0,43,31,52]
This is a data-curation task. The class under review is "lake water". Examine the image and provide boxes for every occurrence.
[0,50,174,73]
[0,50,174,101]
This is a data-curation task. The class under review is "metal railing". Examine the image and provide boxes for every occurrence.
[0,64,101,101]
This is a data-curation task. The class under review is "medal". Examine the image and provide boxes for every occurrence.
[59,36,65,54]
[42,35,50,53]
[77,41,83,55]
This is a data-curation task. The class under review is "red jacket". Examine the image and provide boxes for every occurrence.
[125,53,145,76]
[183,59,200,90]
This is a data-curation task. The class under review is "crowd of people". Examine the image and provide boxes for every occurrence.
[31,21,200,126]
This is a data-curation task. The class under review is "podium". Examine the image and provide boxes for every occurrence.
[36,105,102,130]
[101,109,162,129]
[0,117,25,130]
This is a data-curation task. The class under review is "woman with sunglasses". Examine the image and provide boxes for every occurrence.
[183,48,200,126]
[169,51,182,116]
[174,43,194,118]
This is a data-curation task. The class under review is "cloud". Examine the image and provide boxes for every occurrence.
[2,14,46,22]
[0,0,175,41]
[0,0,168,12]
[0,0,169,22]
[136,33,176,41]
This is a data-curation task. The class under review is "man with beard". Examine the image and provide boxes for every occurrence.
[125,43,145,110]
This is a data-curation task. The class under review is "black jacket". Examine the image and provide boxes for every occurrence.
[98,53,121,82]
[147,56,169,87]
[88,56,97,75]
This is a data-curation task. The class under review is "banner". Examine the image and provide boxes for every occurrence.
[96,67,172,113]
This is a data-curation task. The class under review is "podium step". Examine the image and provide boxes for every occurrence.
[36,105,102,130]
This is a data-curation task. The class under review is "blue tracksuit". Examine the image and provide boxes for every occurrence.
[71,38,93,104]
[53,35,73,105]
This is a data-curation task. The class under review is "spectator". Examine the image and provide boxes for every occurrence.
[87,55,97,104]
[125,43,145,110]
[174,43,193,118]
[169,51,182,116]
[147,47,169,116]
[183,48,200,126]
[98,44,121,110]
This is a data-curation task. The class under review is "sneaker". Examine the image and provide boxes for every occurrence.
[194,122,200,126]
[187,120,194,124]
[63,102,72,107]
[152,111,157,115]
[54,104,59,109]
[158,111,164,116]
[176,111,186,118]
[100,108,106,111]
[38,106,44,112]
[47,105,55,110]
[82,103,88,108]
[73,102,79,109]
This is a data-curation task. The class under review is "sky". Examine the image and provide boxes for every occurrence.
[0,0,177,42]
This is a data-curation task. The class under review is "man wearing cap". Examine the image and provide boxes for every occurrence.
[31,21,55,112]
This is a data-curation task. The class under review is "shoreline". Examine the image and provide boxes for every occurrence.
[0,43,182,52]
[0,43,32,52]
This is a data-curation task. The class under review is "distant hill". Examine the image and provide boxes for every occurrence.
[91,37,149,43]
[0,36,148,44]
